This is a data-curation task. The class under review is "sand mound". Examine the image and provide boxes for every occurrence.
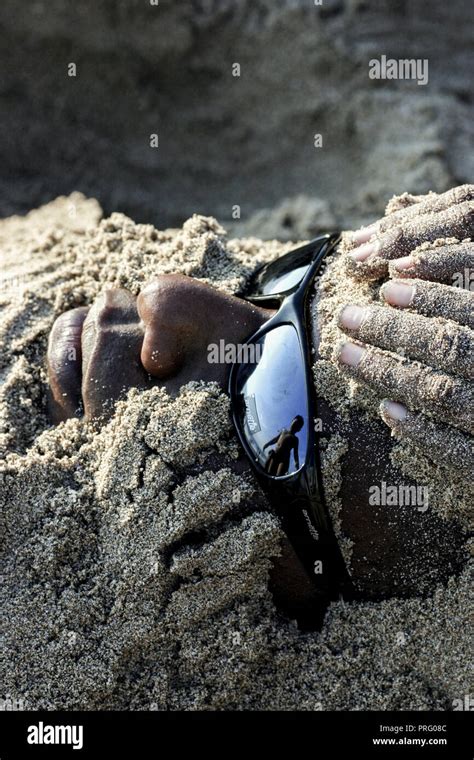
[0,195,470,710]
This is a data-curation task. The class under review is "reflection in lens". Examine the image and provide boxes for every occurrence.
[258,263,310,295]
[235,325,308,476]
[249,240,326,297]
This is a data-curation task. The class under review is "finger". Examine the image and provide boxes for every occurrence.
[350,201,474,278]
[381,279,474,329]
[352,192,436,245]
[337,341,474,434]
[380,185,474,232]
[46,307,89,423]
[338,304,474,379]
[388,240,474,286]
[352,185,474,245]
[379,400,473,472]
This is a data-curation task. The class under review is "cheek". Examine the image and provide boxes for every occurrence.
[333,408,409,596]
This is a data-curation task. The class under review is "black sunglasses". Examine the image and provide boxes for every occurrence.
[229,233,354,628]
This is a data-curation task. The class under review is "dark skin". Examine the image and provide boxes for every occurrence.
[47,186,472,616]
[48,278,275,421]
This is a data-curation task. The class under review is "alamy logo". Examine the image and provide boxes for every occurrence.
[369,55,429,86]
[27,722,83,750]
[452,268,474,290]
[0,694,25,711]
[452,695,473,711]
[369,481,429,512]
[207,339,263,364]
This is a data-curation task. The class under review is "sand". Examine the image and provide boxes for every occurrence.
[0,194,471,711]
[2,0,473,235]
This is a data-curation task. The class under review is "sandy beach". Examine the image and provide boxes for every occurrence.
[0,193,471,710]
[0,1,472,725]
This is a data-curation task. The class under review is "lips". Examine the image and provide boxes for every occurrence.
[47,274,274,423]
[47,291,149,423]
[47,307,88,423]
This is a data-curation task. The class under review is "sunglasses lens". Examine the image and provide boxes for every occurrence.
[234,325,308,477]
[248,237,329,298]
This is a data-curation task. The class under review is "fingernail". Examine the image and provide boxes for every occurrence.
[352,223,378,245]
[380,399,408,424]
[392,255,415,271]
[381,281,415,308]
[338,342,365,367]
[339,304,367,331]
[350,239,380,262]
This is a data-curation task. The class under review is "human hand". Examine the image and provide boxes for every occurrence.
[336,284,474,468]
[347,184,474,281]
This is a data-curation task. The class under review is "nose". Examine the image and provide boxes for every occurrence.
[47,274,275,422]
[137,274,275,392]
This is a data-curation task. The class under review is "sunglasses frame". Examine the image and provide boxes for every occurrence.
[229,233,354,625]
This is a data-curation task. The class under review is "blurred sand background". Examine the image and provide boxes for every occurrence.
[0,0,473,235]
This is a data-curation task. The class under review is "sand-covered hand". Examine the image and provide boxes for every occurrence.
[348,184,474,280]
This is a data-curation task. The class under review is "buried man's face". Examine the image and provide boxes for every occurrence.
[47,274,275,421]
[47,267,468,610]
